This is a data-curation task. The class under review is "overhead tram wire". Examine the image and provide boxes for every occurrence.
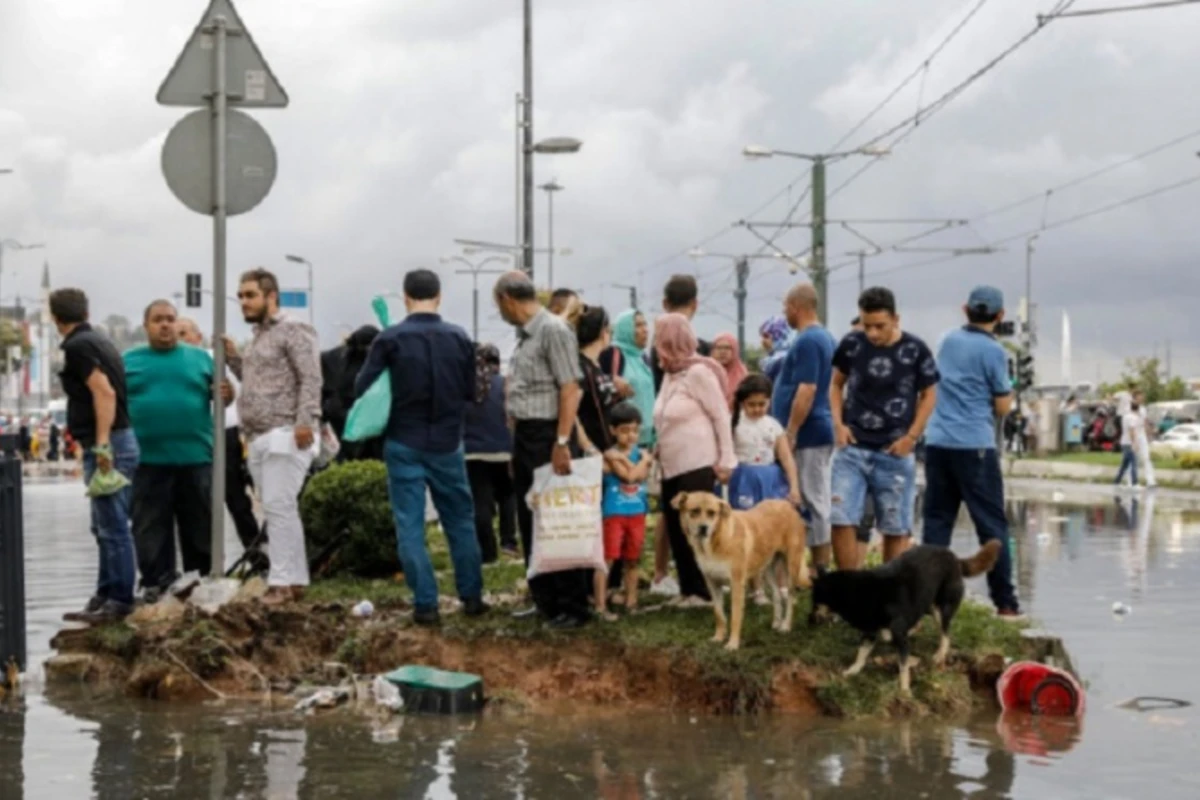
[754,0,1000,257]
[615,0,999,286]
[1040,0,1200,21]
[817,121,1200,276]
[827,172,1200,287]
[823,0,1080,205]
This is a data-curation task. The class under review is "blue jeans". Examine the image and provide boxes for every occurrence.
[384,440,483,613]
[922,446,1018,612]
[830,445,916,534]
[1115,445,1138,486]
[82,428,140,606]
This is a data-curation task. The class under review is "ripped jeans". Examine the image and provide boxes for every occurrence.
[829,445,916,535]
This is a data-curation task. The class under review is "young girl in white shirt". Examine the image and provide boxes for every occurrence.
[727,374,801,510]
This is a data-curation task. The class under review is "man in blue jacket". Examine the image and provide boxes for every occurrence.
[355,269,486,625]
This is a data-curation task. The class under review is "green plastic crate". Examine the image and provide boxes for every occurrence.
[383,665,485,714]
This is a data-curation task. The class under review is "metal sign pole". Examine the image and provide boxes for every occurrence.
[209,14,229,578]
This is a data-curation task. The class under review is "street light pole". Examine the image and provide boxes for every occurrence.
[539,180,564,289]
[442,254,512,341]
[610,283,638,309]
[0,239,46,412]
[521,0,534,277]
[742,144,889,325]
[811,156,827,322]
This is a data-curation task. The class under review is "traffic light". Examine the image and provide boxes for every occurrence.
[186,273,202,308]
[1016,351,1035,391]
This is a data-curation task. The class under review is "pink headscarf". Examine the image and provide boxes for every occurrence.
[712,332,748,408]
[655,313,728,395]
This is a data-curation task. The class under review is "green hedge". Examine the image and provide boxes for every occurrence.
[300,461,400,577]
[1179,452,1200,470]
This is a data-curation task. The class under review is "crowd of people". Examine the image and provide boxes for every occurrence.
[53,263,1026,627]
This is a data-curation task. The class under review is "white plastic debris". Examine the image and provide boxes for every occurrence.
[1036,532,1052,546]
[1111,602,1132,616]
[294,687,351,713]
[188,578,242,613]
[352,600,375,618]
[371,676,405,713]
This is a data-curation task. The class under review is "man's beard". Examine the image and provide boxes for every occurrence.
[243,308,266,324]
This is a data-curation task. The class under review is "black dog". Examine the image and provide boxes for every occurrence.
[809,541,1001,694]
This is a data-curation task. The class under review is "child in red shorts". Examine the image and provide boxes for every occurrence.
[595,402,653,620]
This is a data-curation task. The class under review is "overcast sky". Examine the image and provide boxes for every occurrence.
[2,0,1199,382]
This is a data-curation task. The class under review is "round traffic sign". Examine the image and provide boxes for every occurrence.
[161,108,278,216]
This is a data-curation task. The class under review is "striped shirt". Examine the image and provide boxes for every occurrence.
[228,313,322,440]
[506,308,582,421]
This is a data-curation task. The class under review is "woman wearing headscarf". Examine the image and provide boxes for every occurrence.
[758,315,794,383]
[607,310,655,447]
[654,313,737,605]
[464,343,517,563]
[710,332,748,410]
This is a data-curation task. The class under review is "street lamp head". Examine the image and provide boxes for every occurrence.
[742,144,775,159]
[285,254,307,264]
[857,145,891,157]
[533,136,583,155]
[0,169,13,175]
[539,179,564,192]
[687,247,707,260]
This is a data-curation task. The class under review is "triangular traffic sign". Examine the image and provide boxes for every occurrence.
[157,0,288,108]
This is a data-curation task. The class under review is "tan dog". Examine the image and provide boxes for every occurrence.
[671,493,811,650]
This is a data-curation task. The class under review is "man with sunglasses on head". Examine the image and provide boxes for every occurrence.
[223,268,321,606]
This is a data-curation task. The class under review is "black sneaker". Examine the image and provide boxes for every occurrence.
[462,599,490,618]
[545,614,588,631]
[413,608,441,627]
[62,596,106,622]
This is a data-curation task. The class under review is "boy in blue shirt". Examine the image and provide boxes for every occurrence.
[923,286,1022,619]
[597,402,653,620]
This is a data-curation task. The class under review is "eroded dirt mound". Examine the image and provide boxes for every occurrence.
[47,601,822,714]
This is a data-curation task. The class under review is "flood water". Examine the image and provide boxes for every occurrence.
[3,478,1200,798]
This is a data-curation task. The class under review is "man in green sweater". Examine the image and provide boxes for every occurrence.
[124,299,227,598]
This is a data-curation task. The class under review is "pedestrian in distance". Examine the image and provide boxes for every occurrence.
[125,300,231,599]
[830,287,939,567]
[355,269,487,626]
[224,268,322,606]
[52,288,141,623]
[921,286,1023,620]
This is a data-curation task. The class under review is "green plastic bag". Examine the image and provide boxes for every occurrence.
[342,296,392,442]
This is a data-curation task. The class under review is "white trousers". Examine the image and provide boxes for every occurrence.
[1135,438,1157,487]
[247,429,315,587]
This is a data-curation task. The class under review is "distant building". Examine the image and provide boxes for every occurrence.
[1,261,62,414]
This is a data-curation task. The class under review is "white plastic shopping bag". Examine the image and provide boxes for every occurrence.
[525,455,607,579]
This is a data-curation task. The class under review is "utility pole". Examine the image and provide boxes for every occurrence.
[443,254,512,341]
[610,283,638,309]
[734,257,750,355]
[811,156,828,324]
[521,0,534,277]
[1024,235,1038,353]
[539,179,564,289]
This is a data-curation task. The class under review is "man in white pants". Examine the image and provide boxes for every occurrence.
[1133,390,1157,489]
[225,268,322,605]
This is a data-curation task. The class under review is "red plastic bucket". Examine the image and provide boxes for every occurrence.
[997,661,1086,717]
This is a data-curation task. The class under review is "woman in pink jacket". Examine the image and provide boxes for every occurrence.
[653,313,737,605]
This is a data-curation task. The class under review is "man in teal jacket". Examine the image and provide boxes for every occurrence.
[124,299,227,598]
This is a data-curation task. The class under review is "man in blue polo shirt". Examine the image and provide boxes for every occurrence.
[355,269,486,626]
[922,285,1022,619]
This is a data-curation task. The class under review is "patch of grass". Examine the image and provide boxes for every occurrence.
[86,623,139,660]
[174,618,228,678]
[1042,450,1180,470]
[305,576,410,609]
[336,632,367,671]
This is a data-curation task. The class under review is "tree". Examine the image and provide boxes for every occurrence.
[0,320,33,377]
[1098,357,1193,403]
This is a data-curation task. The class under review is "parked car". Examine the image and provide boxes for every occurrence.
[1152,424,1200,456]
